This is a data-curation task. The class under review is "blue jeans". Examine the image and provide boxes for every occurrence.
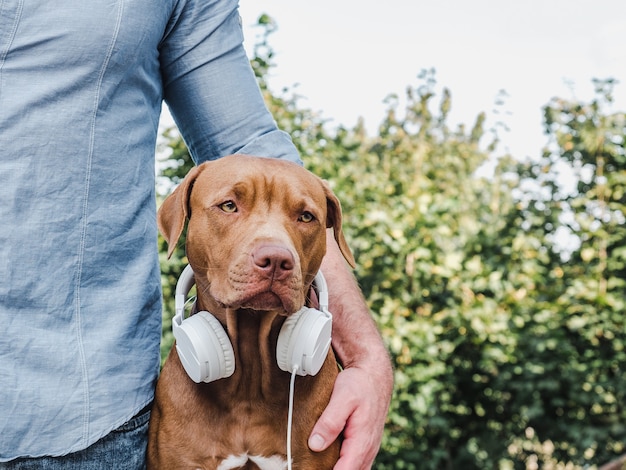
[0,406,150,470]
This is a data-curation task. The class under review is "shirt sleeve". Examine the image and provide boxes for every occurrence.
[159,0,302,165]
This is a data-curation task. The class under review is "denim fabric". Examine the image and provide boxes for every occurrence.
[0,406,151,470]
[0,0,300,461]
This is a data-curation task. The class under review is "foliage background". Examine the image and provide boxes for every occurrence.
[156,16,626,469]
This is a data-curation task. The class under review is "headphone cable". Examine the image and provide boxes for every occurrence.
[287,365,298,470]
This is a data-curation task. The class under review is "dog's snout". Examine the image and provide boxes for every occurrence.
[252,245,295,280]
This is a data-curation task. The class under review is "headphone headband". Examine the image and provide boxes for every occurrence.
[175,265,330,318]
[175,265,195,314]
[313,270,329,315]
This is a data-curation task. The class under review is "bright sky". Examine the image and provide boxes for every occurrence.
[237,0,626,160]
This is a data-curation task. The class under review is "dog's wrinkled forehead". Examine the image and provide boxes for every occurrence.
[191,156,325,208]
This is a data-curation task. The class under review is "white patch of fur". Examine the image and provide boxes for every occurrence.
[217,453,288,470]
[217,454,248,470]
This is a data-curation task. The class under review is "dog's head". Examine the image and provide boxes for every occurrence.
[158,155,354,314]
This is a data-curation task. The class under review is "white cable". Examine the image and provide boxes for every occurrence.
[287,365,298,470]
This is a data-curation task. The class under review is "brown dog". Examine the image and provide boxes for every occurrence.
[148,155,355,469]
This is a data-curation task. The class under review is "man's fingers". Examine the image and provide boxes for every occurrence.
[308,375,356,451]
[309,368,386,469]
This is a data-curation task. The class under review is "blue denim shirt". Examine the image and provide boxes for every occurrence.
[0,0,300,460]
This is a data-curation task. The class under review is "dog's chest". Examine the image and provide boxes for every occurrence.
[216,453,288,470]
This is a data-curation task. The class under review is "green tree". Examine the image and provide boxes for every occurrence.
[524,80,626,464]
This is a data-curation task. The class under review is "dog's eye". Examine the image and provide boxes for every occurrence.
[298,211,315,223]
[219,201,237,213]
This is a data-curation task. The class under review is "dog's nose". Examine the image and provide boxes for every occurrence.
[252,245,295,280]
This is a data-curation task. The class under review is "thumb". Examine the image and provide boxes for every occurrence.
[308,377,355,452]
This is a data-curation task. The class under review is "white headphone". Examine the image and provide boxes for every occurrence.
[172,265,333,383]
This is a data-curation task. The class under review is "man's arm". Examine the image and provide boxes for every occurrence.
[309,230,394,469]
[161,0,301,166]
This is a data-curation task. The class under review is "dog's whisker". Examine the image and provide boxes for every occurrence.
[196,282,212,300]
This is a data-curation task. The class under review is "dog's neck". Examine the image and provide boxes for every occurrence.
[194,277,303,398]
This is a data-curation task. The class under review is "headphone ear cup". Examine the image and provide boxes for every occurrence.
[276,307,332,376]
[174,311,235,383]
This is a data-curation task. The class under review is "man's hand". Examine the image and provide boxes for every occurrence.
[311,230,394,469]
[309,366,391,469]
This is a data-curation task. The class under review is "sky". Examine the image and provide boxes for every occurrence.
[235,0,626,161]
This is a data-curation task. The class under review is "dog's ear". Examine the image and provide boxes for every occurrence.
[322,181,356,268]
[158,164,205,259]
